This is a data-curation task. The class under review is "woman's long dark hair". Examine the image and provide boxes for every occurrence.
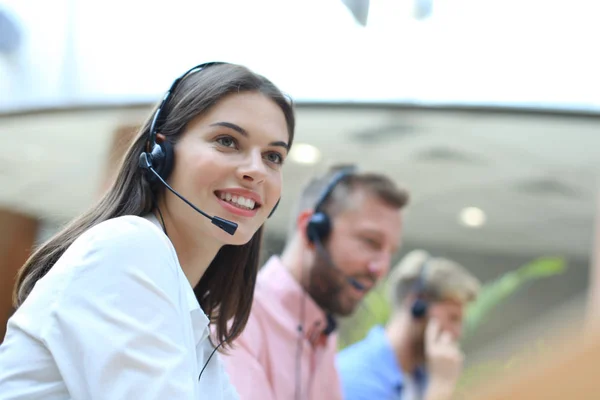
[13,63,295,347]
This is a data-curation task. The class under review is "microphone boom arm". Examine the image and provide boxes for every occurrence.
[145,163,238,235]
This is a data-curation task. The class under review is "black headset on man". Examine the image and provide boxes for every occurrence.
[138,61,280,238]
[294,165,362,400]
[410,258,431,319]
[307,166,431,319]
[303,166,433,321]
[304,165,367,293]
[137,61,280,381]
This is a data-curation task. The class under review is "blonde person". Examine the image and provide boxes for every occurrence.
[0,62,295,399]
[337,250,481,400]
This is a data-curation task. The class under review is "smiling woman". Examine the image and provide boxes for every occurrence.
[0,62,295,399]
[158,90,291,247]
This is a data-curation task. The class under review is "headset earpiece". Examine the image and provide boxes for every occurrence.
[143,140,174,185]
[411,297,429,319]
[410,258,431,320]
[306,211,331,244]
[304,166,356,245]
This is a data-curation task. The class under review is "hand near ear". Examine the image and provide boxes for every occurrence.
[424,319,464,400]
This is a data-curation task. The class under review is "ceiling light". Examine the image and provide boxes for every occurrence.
[459,207,486,228]
[289,143,321,165]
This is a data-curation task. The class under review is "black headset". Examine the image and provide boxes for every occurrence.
[410,258,431,319]
[140,62,222,187]
[305,165,366,293]
[305,166,357,245]
[138,61,280,228]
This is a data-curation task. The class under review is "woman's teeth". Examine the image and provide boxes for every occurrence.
[219,192,256,210]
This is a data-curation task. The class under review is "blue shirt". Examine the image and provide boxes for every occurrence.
[336,325,427,400]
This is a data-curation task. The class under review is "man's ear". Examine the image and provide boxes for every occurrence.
[296,209,315,248]
[156,133,166,143]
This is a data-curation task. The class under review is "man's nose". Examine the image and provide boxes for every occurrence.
[367,255,391,278]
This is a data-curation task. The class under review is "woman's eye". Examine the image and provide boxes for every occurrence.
[265,152,283,165]
[216,136,237,148]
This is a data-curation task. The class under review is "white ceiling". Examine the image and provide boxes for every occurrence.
[3,0,600,112]
[1,103,599,259]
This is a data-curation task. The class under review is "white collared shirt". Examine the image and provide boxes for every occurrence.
[0,215,239,400]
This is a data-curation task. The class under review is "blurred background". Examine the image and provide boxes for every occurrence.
[1,0,600,395]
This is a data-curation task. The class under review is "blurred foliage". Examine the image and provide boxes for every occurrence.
[456,257,567,392]
[338,280,391,351]
[338,257,567,351]
[462,257,566,340]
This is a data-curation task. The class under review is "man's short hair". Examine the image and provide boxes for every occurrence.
[287,164,410,240]
[387,249,481,309]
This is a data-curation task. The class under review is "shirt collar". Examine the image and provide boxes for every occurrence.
[257,256,329,343]
[187,287,210,346]
[144,212,209,344]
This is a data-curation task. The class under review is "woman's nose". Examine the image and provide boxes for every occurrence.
[237,150,267,183]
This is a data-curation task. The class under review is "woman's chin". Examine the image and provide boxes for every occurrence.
[215,225,259,247]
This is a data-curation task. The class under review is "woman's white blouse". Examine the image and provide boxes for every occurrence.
[0,215,240,400]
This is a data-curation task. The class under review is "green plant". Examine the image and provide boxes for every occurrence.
[462,257,566,340]
[454,257,567,392]
[338,281,390,350]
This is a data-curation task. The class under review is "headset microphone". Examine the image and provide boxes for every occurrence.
[139,153,238,235]
[313,236,366,292]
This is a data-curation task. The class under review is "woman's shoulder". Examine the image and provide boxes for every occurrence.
[13,215,183,340]
[78,215,171,252]
[86,214,164,239]
[50,215,183,303]
[61,215,179,276]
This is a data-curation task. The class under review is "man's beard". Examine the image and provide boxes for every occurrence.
[305,250,353,317]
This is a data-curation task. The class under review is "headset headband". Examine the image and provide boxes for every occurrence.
[148,62,226,148]
[414,257,430,296]
[313,166,357,212]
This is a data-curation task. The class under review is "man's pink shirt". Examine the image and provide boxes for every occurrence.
[222,256,343,400]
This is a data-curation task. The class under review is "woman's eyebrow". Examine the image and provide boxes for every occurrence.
[210,121,289,150]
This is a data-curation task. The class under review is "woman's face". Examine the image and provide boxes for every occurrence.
[164,91,290,246]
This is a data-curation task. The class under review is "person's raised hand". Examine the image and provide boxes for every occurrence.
[424,319,464,400]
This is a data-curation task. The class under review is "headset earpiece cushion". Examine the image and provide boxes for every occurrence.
[306,212,331,244]
[147,140,174,184]
[411,298,428,319]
